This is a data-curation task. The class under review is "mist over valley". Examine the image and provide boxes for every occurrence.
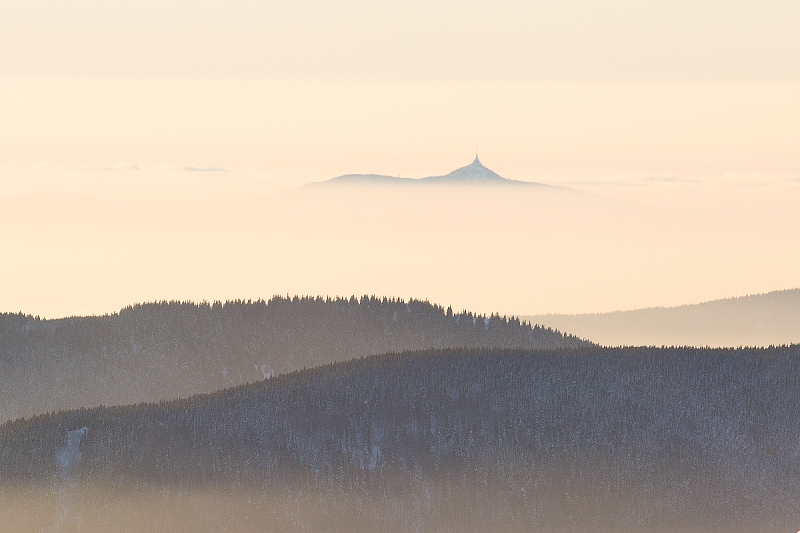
[5,156,799,321]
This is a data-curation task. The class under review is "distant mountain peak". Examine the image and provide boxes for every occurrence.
[318,157,553,188]
[423,155,506,184]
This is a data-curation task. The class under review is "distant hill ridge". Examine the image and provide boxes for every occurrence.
[317,156,555,187]
[525,288,800,348]
[0,296,587,423]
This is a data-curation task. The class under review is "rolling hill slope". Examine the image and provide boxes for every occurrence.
[525,289,800,347]
[0,296,586,423]
[2,346,798,532]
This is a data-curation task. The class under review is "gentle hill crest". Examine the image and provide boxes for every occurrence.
[0,296,588,423]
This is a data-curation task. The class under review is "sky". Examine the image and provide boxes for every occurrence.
[1,0,799,318]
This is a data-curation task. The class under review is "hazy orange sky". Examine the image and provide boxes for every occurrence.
[1,1,799,318]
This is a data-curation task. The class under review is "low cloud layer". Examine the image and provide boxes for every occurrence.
[1,169,799,319]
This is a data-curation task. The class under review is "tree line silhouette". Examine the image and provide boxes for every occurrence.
[0,296,587,423]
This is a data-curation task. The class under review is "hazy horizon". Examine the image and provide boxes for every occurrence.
[4,2,800,317]
[2,157,799,319]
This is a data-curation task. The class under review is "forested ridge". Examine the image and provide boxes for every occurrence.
[0,296,586,423]
[2,346,799,532]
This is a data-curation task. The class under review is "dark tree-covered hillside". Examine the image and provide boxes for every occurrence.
[0,296,586,422]
[2,346,799,532]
